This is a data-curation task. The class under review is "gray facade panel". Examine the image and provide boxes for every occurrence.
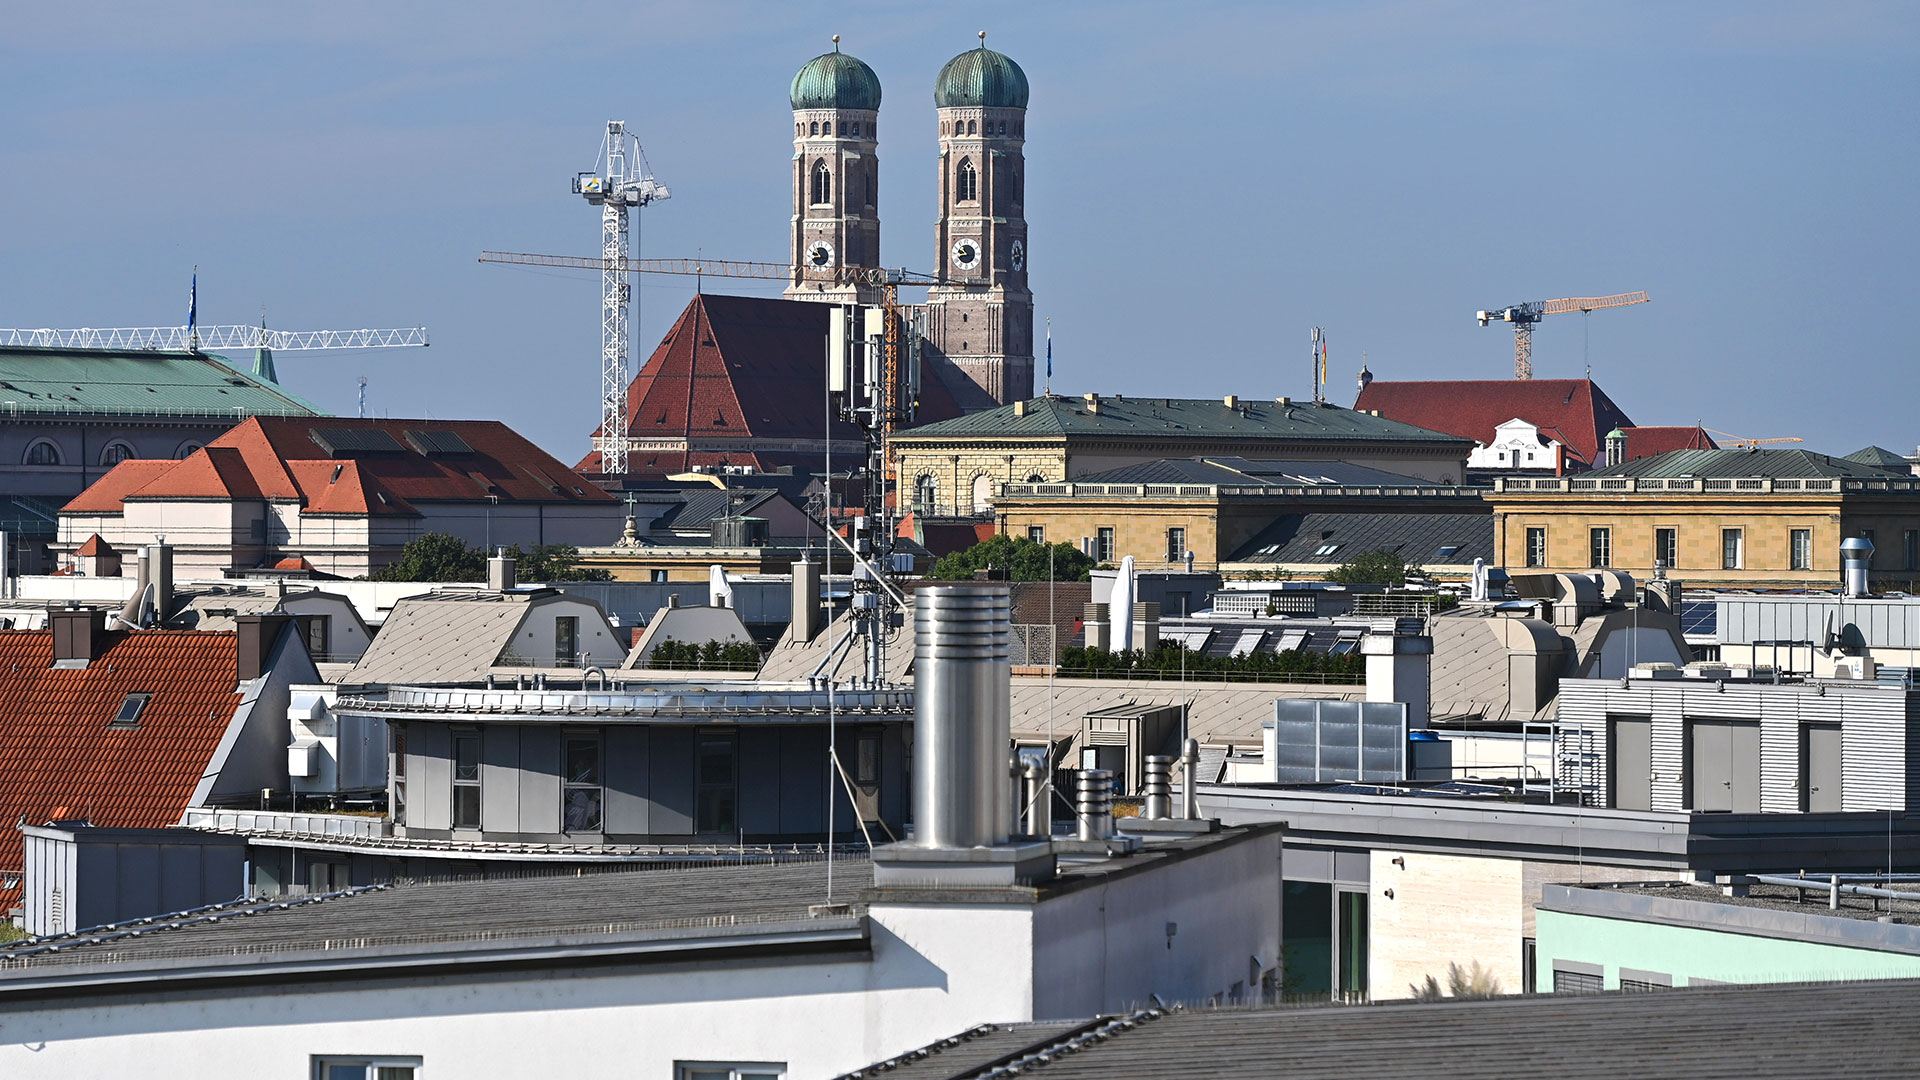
[603,727,650,834]
[411,722,451,832]
[739,728,782,835]
[648,727,695,835]
[779,727,827,835]
[481,725,522,833]
[517,727,562,835]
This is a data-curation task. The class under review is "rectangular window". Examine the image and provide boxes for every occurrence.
[1553,965,1603,994]
[1096,527,1115,563]
[313,1057,420,1080]
[695,734,738,835]
[1027,525,1045,545]
[1589,527,1611,569]
[1525,527,1547,568]
[306,615,331,660]
[1654,528,1677,571]
[391,724,407,824]
[651,569,670,583]
[1619,968,1673,992]
[1722,528,1743,570]
[109,692,150,730]
[1167,527,1186,562]
[562,735,602,832]
[1790,528,1812,571]
[1522,938,1537,994]
[555,616,580,666]
[678,1065,785,1080]
[856,732,880,785]
[451,731,481,830]
[1336,888,1368,1002]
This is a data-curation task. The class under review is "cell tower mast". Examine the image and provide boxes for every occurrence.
[572,121,669,476]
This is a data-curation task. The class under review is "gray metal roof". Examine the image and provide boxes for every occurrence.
[839,980,1920,1079]
[1229,511,1494,566]
[341,589,619,684]
[1072,457,1448,488]
[1843,445,1915,471]
[0,858,869,974]
[896,396,1470,446]
[1010,676,1363,747]
[1584,446,1898,480]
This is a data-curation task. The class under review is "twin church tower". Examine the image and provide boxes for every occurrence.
[784,36,1034,410]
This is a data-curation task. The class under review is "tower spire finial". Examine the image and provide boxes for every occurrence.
[978,29,987,47]
[832,34,840,51]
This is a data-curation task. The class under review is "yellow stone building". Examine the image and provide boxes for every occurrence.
[1485,448,1920,588]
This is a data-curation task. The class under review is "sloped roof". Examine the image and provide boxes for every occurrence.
[1230,510,1494,566]
[580,293,965,476]
[0,347,321,418]
[1583,447,1901,481]
[0,630,242,905]
[1074,457,1448,488]
[1844,445,1915,471]
[1621,425,1716,460]
[1009,676,1362,747]
[74,534,113,557]
[60,459,178,514]
[897,395,1467,446]
[1354,378,1635,465]
[342,591,540,685]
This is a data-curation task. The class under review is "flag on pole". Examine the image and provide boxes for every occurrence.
[1045,318,1052,391]
[187,267,198,350]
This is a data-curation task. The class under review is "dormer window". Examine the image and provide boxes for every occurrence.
[110,692,150,730]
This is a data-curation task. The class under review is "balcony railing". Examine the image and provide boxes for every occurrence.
[1495,476,1907,495]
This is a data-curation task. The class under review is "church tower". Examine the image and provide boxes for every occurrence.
[787,39,884,306]
[924,34,1034,408]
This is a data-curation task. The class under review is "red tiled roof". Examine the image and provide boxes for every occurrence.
[1622,425,1717,460]
[75,534,113,557]
[273,556,315,571]
[0,630,242,905]
[60,459,177,514]
[580,293,965,476]
[1354,379,1635,466]
[66,416,612,517]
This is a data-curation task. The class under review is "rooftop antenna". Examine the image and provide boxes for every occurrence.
[1310,327,1327,404]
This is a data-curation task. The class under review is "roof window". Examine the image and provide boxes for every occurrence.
[1434,545,1460,559]
[109,692,150,730]
[1314,543,1341,556]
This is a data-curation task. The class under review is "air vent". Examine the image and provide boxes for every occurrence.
[404,428,474,456]
[310,428,405,457]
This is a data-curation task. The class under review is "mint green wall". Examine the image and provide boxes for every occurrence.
[1536,909,1920,989]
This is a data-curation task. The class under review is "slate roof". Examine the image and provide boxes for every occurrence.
[1844,445,1915,472]
[1072,458,1447,488]
[0,858,869,971]
[580,294,965,476]
[896,396,1469,446]
[0,346,320,418]
[0,630,242,904]
[63,416,613,517]
[842,980,1920,1079]
[1229,511,1494,566]
[1354,378,1634,465]
[1580,447,1903,481]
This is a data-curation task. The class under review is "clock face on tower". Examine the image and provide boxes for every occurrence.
[1009,240,1026,272]
[806,241,835,269]
[950,238,980,272]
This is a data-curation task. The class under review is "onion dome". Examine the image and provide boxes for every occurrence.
[791,40,882,111]
[934,35,1029,109]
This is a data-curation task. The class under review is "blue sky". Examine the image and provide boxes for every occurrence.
[3,2,1915,462]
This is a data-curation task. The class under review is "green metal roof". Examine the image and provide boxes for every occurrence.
[791,48,882,111]
[894,396,1472,445]
[0,346,324,419]
[934,45,1029,109]
[1843,445,1914,471]
[1584,447,1897,480]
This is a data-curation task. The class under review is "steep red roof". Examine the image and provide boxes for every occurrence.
[74,534,113,557]
[1354,379,1635,466]
[1622,425,1717,460]
[581,293,965,476]
[67,416,612,516]
[0,630,242,905]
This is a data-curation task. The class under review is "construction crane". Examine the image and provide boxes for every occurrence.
[0,325,427,352]
[1702,427,1804,449]
[570,121,670,476]
[1475,291,1649,380]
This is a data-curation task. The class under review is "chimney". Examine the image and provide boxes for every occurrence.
[1075,769,1116,841]
[1362,617,1432,729]
[235,613,295,681]
[49,606,105,667]
[791,559,822,643]
[1082,602,1110,651]
[144,542,173,622]
[488,548,516,592]
[873,582,1054,886]
[1842,537,1874,598]
[1223,394,1238,408]
[1013,400,1027,417]
[1083,392,1100,415]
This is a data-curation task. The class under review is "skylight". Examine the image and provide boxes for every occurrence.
[109,692,150,730]
[1434,545,1460,559]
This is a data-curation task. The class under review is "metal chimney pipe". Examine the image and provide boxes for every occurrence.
[1143,755,1175,821]
[1075,768,1116,841]
[1180,738,1202,820]
[1022,762,1052,838]
[1841,537,1874,598]
[913,583,1013,849]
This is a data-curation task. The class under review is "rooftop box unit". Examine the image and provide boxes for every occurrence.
[1264,699,1409,784]
[710,516,770,548]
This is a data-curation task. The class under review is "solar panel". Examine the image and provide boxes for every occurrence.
[310,428,405,457]
[404,428,474,456]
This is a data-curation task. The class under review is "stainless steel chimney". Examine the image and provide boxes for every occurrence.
[1842,537,1874,598]
[1022,761,1052,837]
[1142,755,1174,820]
[913,583,1012,849]
[1076,768,1116,841]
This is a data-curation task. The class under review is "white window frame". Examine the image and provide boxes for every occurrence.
[312,1056,421,1080]
[1790,528,1812,571]
[676,1064,785,1080]
[1589,527,1611,569]
[1525,527,1547,568]
[1721,528,1743,570]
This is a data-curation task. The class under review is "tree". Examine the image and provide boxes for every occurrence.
[503,543,612,583]
[928,534,1095,582]
[372,532,485,582]
[1327,548,1408,586]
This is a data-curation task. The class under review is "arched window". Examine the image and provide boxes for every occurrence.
[851,122,860,136]
[23,440,61,466]
[956,158,977,202]
[810,159,832,205]
[971,473,994,515]
[966,119,977,135]
[915,474,937,512]
[837,121,847,136]
[1026,473,1046,484]
[99,441,136,467]
[809,121,819,136]
[997,121,1006,135]
[175,441,203,459]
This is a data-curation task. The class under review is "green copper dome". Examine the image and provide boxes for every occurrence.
[934,43,1029,109]
[790,47,882,111]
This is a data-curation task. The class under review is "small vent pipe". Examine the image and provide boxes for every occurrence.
[1180,738,1202,820]
[1022,762,1052,838]
[1143,755,1175,820]
[1075,768,1116,841]
[1841,537,1874,599]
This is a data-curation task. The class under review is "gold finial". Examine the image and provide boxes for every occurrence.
[978,30,987,47]
[832,34,840,51]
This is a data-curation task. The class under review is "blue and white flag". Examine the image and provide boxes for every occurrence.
[1045,318,1052,383]
[187,269,198,338]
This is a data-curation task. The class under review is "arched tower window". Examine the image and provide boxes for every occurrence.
[811,159,832,205]
[838,121,847,136]
[809,121,819,136]
[23,440,61,466]
[100,441,136,467]
[966,119,977,135]
[956,158,977,203]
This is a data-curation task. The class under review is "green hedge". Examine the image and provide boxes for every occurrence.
[647,637,763,671]
[1057,641,1364,683]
